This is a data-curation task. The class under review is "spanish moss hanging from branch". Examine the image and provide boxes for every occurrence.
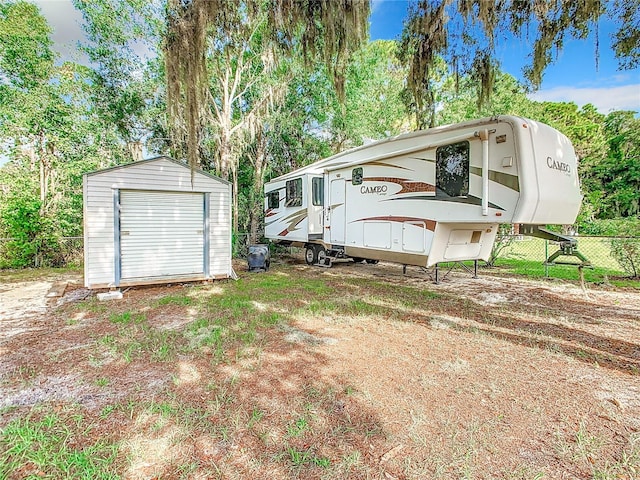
[164,0,369,171]
[164,0,241,170]
[397,0,607,129]
[266,0,370,106]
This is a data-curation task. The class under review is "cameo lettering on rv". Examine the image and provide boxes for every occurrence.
[546,156,571,174]
[360,185,388,195]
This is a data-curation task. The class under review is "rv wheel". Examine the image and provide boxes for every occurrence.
[352,257,364,263]
[365,259,379,265]
[305,246,318,265]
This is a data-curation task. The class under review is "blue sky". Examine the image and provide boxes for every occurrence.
[370,0,640,114]
[30,0,640,114]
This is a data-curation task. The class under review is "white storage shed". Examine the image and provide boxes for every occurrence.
[83,156,233,289]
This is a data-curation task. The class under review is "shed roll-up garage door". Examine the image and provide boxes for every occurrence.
[120,190,205,279]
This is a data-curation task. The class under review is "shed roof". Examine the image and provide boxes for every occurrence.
[83,156,230,185]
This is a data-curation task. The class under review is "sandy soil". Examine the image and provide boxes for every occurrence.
[1,261,639,479]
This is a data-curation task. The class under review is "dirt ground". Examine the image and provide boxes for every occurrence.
[1,259,639,479]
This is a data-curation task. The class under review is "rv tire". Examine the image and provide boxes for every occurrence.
[365,259,379,265]
[352,257,365,263]
[305,246,318,265]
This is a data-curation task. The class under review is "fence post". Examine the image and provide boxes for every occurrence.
[544,240,549,278]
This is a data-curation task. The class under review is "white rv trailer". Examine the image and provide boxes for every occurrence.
[264,115,582,268]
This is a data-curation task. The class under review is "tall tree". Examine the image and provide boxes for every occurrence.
[73,0,166,159]
[0,0,55,212]
[435,72,536,126]
[397,0,634,128]
[0,2,128,266]
[331,40,408,150]
[203,6,290,230]
[598,111,640,218]
[164,0,369,171]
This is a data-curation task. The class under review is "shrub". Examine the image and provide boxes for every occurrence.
[484,224,516,267]
[610,238,640,278]
[606,219,640,278]
[579,217,640,236]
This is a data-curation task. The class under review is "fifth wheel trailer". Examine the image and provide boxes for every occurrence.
[264,116,582,268]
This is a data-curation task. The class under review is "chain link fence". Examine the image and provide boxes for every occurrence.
[1,234,638,283]
[0,236,83,269]
[489,235,640,282]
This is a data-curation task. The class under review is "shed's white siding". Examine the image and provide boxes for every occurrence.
[83,157,232,288]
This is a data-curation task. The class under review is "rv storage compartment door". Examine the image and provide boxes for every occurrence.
[403,221,426,253]
[444,229,483,260]
[427,223,499,267]
[363,222,392,249]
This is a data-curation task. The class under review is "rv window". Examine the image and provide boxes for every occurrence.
[312,177,324,206]
[266,191,280,209]
[352,167,363,185]
[436,141,469,197]
[285,178,303,207]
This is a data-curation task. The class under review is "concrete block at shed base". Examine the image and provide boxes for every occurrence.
[97,291,123,301]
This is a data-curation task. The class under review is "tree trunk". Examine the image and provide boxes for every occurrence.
[38,132,50,215]
[231,162,239,234]
[127,141,144,162]
[249,132,267,244]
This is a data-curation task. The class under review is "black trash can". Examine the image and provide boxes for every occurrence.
[247,244,270,272]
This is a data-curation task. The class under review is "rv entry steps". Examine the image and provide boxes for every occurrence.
[316,256,333,268]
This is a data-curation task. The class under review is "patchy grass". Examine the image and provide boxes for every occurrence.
[0,266,82,284]
[0,406,118,479]
[109,310,146,324]
[157,294,194,306]
[1,260,639,479]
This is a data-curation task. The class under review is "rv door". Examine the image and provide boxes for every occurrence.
[330,178,346,244]
[308,176,324,235]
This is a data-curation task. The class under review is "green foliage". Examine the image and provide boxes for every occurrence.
[610,237,640,278]
[0,4,130,268]
[397,0,632,126]
[0,193,42,267]
[578,218,640,236]
[596,111,640,218]
[73,0,165,145]
[0,409,118,479]
[0,0,638,273]
[436,72,536,126]
[335,40,408,146]
[484,224,517,268]
[602,221,640,278]
[0,1,54,88]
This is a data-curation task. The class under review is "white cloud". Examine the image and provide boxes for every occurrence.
[529,84,640,114]
[32,0,87,63]
[370,0,385,14]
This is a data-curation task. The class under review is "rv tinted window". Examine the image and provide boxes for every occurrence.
[312,177,324,206]
[285,178,303,207]
[267,191,279,209]
[436,141,469,197]
[352,167,363,185]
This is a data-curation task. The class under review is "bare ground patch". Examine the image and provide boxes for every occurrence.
[1,260,639,479]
